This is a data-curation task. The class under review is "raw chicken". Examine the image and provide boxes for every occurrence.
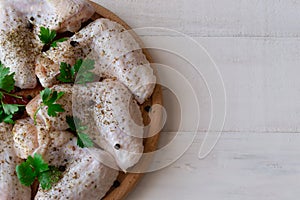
[0,123,31,200]
[0,6,39,89]
[13,118,50,159]
[0,0,95,89]
[12,120,118,200]
[4,0,95,32]
[73,80,144,170]
[33,131,119,200]
[0,0,151,198]
[26,80,144,170]
[26,84,73,131]
[36,18,156,103]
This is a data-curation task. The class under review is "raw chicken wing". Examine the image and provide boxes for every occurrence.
[0,123,31,200]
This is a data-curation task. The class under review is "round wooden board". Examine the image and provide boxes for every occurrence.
[88,2,163,200]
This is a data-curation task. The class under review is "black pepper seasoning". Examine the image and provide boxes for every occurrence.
[58,166,66,172]
[114,143,121,150]
[144,105,151,112]
[113,180,120,188]
[70,41,79,47]
[26,21,34,31]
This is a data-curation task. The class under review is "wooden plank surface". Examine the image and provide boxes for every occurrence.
[141,36,300,132]
[93,0,300,37]
[91,0,300,199]
[128,132,300,200]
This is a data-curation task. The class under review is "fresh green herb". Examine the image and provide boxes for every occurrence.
[38,27,67,48]
[38,166,62,190]
[33,88,65,124]
[57,59,96,84]
[0,62,23,124]
[66,116,94,148]
[0,104,20,124]
[77,133,94,148]
[0,62,15,92]
[57,59,83,83]
[38,27,56,45]
[16,154,61,190]
[51,38,67,48]
[76,59,96,84]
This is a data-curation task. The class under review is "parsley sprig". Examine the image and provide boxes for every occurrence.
[0,62,24,124]
[16,154,62,190]
[57,59,96,84]
[38,27,67,48]
[33,88,65,124]
[66,116,94,148]
[57,59,83,83]
[0,63,15,92]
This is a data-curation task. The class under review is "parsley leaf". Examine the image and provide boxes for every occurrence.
[57,60,80,83]
[38,166,62,190]
[76,59,96,84]
[0,62,23,124]
[0,103,21,124]
[77,133,94,148]
[66,116,94,148]
[73,59,83,72]
[51,38,68,48]
[33,88,65,124]
[16,160,36,186]
[0,62,15,93]
[2,103,19,115]
[38,27,67,48]
[57,59,95,84]
[38,27,56,45]
[28,153,49,173]
[16,154,62,190]
[58,62,72,82]
[66,115,76,131]
[47,104,65,117]
[1,113,14,124]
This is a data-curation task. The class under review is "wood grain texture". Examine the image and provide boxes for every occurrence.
[89,2,163,200]
[139,36,300,133]
[92,0,300,37]
[128,132,300,200]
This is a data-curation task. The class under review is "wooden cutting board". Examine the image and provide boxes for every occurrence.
[88,2,163,200]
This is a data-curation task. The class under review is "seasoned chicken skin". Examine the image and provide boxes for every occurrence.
[36,18,156,103]
[73,80,144,170]
[34,131,118,200]
[13,118,50,159]
[26,80,144,170]
[12,121,118,200]
[0,0,95,89]
[0,5,39,89]
[4,0,95,33]
[0,123,31,200]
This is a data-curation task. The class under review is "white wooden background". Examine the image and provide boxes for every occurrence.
[94,0,300,199]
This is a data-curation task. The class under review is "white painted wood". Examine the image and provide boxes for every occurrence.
[93,0,300,37]
[128,132,300,200]
[140,36,300,132]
